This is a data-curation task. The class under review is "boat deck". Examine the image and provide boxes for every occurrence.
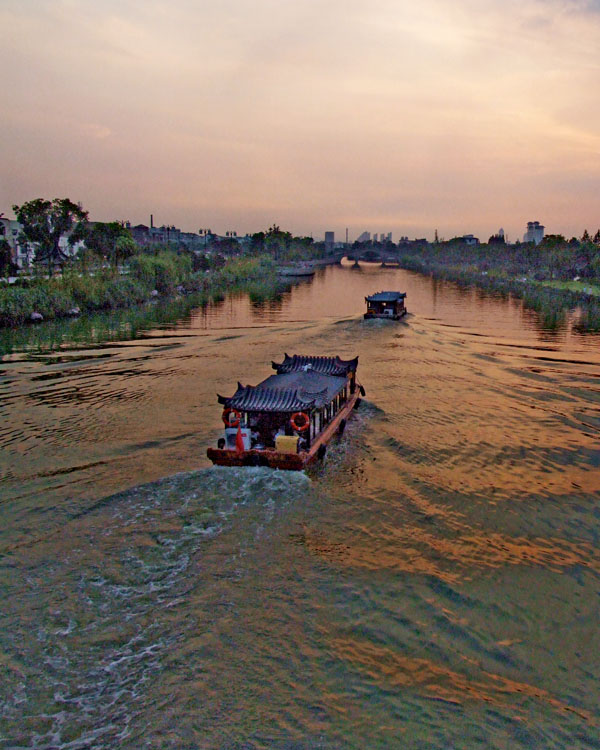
[207,387,361,470]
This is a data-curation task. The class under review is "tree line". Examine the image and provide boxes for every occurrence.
[0,201,334,278]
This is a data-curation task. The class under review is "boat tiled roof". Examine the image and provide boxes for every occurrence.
[365,291,406,302]
[272,353,358,376]
[218,371,348,412]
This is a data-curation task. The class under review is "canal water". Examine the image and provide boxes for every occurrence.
[1,263,599,749]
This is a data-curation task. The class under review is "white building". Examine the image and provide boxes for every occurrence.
[0,214,85,268]
[0,216,29,268]
[523,221,544,245]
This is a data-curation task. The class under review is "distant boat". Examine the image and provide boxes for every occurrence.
[312,256,340,267]
[364,291,407,320]
[276,262,315,277]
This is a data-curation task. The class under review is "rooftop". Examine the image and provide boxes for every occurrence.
[365,291,406,302]
[272,353,358,376]
[218,370,348,412]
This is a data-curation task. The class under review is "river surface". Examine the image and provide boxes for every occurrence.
[1,262,600,749]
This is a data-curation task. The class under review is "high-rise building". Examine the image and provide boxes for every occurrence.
[356,231,371,243]
[324,231,334,250]
[523,221,544,245]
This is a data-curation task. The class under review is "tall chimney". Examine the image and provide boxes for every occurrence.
[150,214,154,228]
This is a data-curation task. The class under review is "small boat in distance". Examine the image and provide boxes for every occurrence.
[276,262,315,277]
[207,354,364,470]
[364,291,407,320]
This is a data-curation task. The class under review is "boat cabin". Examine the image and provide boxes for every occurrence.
[364,291,407,320]
[208,354,362,469]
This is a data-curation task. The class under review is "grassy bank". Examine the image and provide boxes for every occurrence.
[396,246,600,332]
[0,253,276,328]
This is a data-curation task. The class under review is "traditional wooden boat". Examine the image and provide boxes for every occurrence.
[364,291,407,320]
[207,354,364,470]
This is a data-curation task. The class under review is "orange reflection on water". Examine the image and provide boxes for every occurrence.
[294,523,598,582]
[330,638,592,723]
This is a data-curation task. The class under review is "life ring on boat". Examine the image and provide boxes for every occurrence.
[290,411,310,432]
[222,408,241,427]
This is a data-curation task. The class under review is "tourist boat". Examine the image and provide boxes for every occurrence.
[207,354,364,470]
[364,291,407,319]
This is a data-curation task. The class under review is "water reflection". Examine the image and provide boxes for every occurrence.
[2,263,600,749]
[330,638,592,721]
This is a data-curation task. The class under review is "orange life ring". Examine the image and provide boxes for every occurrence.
[222,408,241,427]
[290,411,309,432]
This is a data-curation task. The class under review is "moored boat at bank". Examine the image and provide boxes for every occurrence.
[207,354,364,470]
[364,291,407,319]
[276,262,316,277]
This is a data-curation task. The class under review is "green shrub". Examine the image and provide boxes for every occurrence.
[129,251,192,293]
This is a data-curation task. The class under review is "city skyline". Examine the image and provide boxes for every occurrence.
[2,0,600,241]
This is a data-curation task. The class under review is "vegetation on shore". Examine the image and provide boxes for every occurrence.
[4,195,600,334]
[394,235,600,332]
[0,252,277,328]
[1,200,328,329]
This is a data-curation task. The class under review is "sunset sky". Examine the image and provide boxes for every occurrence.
[2,0,600,241]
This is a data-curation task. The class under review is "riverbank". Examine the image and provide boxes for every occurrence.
[0,253,277,328]
[395,246,600,332]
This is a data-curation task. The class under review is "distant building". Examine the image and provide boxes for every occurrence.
[0,216,32,268]
[1,214,86,268]
[356,231,371,243]
[524,221,544,245]
[462,234,480,246]
[324,231,335,251]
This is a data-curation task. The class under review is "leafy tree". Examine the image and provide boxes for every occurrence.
[539,234,567,249]
[581,229,591,243]
[85,221,135,265]
[114,235,137,265]
[264,225,292,258]
[546,246,571,279]
[13,198,88,275]
[0,238,17,276]
[249,232,266,254]
[593,230,600,245]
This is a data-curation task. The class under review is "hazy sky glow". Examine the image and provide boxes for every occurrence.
[2,0,600,240]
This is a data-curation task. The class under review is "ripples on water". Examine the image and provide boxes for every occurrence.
[1,265,600,748]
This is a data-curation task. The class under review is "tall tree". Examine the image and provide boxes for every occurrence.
[264,224,292,259]
[85,221,135,265]
[13,198,88,275]
[0,238,16,276]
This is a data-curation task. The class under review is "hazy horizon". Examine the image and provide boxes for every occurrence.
[2,0,600,242]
